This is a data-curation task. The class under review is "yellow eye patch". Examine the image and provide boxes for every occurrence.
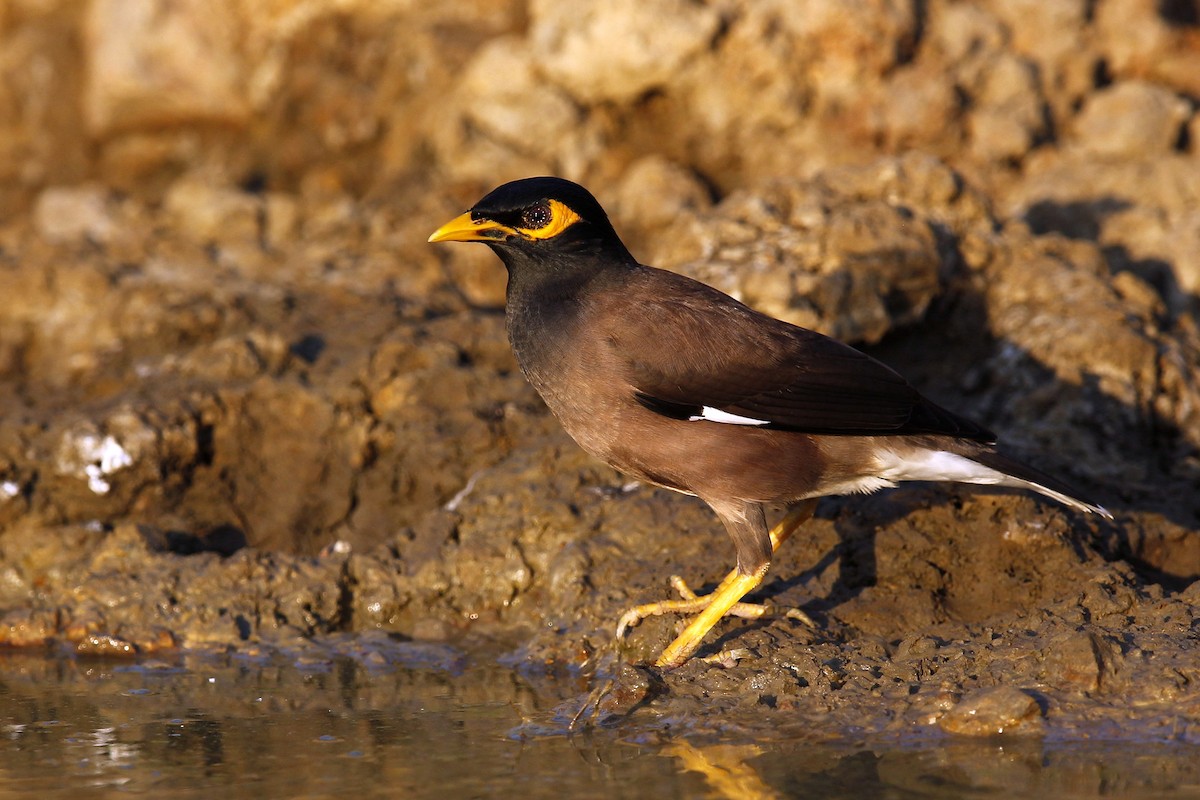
[428,199,583,244]
[513,199,582,240]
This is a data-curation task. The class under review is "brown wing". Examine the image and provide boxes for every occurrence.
[609,267,994,442]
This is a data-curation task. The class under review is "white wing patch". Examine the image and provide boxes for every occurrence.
[688,406,772,426]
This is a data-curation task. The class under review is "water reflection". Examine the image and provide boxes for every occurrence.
[0,647,1197,799]
[666,741,779,799]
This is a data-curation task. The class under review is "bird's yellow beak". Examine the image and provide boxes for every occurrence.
[427,212,513,243]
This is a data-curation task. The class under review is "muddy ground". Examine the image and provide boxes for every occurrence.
[0,0,1198,741]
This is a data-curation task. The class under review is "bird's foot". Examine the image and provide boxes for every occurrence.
[615,574,814,639]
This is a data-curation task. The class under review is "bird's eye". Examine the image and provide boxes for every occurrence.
[521,203,552,230]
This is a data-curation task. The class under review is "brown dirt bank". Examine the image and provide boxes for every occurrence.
[0,0,1197,740]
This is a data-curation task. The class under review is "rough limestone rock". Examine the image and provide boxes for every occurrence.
[648,167,945,343]
[529,0,721,104]
[84,0,250,134]
[1071,81,1191,158]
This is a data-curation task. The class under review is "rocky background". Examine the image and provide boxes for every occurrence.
[0,0,1197,737]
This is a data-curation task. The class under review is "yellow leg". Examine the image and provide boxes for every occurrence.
[654,569,766,669]
[768,499,817,550]
[617,499,818,670]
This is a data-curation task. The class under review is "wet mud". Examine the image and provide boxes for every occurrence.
[0,0,1198,746]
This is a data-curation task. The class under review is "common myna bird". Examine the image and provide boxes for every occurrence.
[429,177,1110,670]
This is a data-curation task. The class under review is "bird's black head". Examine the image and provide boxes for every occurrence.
[428,177,635,274]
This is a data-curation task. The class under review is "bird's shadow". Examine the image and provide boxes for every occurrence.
[895,244,1189,522]
[749,198,1200,613]
[749,494,892,626]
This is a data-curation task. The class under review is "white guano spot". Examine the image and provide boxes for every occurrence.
[77,434,134,495]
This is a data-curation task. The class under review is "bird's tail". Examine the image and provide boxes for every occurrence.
[965,449,1112,519]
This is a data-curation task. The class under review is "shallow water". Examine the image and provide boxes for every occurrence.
[1,646,1197,799]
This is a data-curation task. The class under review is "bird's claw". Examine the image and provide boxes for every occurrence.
[784,607,816,627]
